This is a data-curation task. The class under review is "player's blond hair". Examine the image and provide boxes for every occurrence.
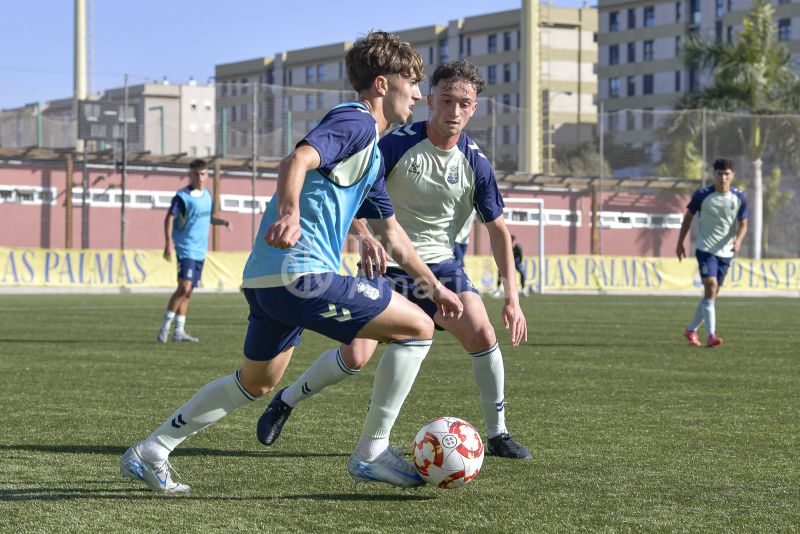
[346,30,424,92]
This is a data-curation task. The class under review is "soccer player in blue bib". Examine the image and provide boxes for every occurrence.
[677,158,748,347]
[257,60,533,460]
[157,159,230,343]
[121,31,463,494]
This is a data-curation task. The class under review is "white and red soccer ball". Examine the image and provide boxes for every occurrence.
[411,417,484,489]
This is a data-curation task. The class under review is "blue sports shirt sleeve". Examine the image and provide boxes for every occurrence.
[687,189,705,214]
[355,159,395,220]
[168,194,186,217]
[735,190,749,220]
[301,106,376,175]
[471,151,505,223]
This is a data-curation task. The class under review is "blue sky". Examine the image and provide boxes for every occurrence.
[0,0,592,110]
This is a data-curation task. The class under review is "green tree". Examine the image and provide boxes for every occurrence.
[681,0,800,259]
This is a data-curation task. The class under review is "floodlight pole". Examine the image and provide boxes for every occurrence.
[251,82,258,243]
[121,73,128,252]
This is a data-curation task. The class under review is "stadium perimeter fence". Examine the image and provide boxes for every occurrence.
[1,83,798,259]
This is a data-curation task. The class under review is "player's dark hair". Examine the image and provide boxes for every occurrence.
[189,159,207,172]
[431,60,486,95]
[712,158,734,171]
[346,30,424,92]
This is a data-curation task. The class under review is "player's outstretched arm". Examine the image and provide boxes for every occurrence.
[265,144,320,249]
[485,217,527,346]
[163,213,174,261]
[367,216,463,319]
[675,210,693,261]
[733,218,748,253]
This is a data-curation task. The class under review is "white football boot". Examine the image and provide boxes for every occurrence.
[347,446,425,488]
[120,445,190,494]
[172,330,199,343]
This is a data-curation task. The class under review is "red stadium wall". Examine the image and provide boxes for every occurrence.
[0,162,689,257]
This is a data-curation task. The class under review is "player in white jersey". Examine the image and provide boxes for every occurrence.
[258,60,533,460]
[676,158,748,347]
[120,32,463,494]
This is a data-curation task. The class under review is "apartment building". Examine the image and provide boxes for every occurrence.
[0,81,215,157]
[596,0,800,133]
[214,5,598,172]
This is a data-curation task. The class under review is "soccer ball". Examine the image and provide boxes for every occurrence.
[411,417,484,489]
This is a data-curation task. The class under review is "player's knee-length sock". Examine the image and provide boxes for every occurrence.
[150,370,258,452]
[357,339,431,461]
[471,343,507,438]
[174,314,186,333]
[688,299,705,331]
[702,298,716,335]
[282,348,358,407]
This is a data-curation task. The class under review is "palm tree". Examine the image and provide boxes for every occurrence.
[681,0,800,259]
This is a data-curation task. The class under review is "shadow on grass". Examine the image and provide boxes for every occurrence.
[1,486,432,503]
[0,444,348,459]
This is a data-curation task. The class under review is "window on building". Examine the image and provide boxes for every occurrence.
[488,33,497,53]
[644,6,655,27]
[306,94,314,111]
[643,74,654,94]
[609,11,619,32]
[439,37,449,63]
[643,109,654,129]
[715,0,724,18]
[691,0,701,24]
[675,71,682,91]
[715,20,723,42]
[429,47,434,65]
[627,76,635,96]
[727,26,734,43]
[241,103,249,120]
[231,106,237,122]
[644,40,654,61]
[628,42,636,62]
[626,111,635,130]
[779,19,791,41]
[502,93,512,107]
[305,66,314,84]
[467,37,472,56]
[675,36,682,56]
[607,113,619,132]
[689,68,699,91]
[287,70,293,86]
[459,35,464,58]
[231,81,238,96]
[241,78,248,94]
[503,63,512,83]
[609,44,620,65]
[221,82,228,97]
[609,77,620,98]
[676,1,682,22]
[779,0,791,4]
[628,8,636,29]
[266,67,274,85]
[317,64,325,82]
[338,62,343,80]
[487,65,497,84]
[503,31,512,51]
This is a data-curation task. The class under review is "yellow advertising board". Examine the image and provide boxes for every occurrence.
[1,247,799,294]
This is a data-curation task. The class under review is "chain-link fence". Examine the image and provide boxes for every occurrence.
[2,85,798,258]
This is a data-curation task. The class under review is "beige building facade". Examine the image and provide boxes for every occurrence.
[215,6,598,173]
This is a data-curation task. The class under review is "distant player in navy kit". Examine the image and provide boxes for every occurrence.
[257,60,532,460]
[121,31,463,494]
[157,159,230,343]
[676,158,748,347]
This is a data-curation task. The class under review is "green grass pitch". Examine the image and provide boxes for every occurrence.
[0,293,798,533]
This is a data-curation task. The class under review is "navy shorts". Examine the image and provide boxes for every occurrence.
[696,250,732,285]
[177,257,204,288]
[242,272,393,361]
[384,259,479,321]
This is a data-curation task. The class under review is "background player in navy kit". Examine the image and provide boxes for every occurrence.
[258,60,533,460]
[677,158,748,347]
[121,31,463,494]
[157,159,230,343]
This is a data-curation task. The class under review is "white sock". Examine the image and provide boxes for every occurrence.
[357,339,431,461]
[702,298,716,336]
[471,342,507,438]
[161,310,175,332]
[688,300,704,332]
[175,315,186,333]
[150,370,259,452]
[282,348,358,407]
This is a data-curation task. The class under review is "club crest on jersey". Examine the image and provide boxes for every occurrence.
[357,282,380,300]
[446,165,459,184]
[408,161,422,175]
